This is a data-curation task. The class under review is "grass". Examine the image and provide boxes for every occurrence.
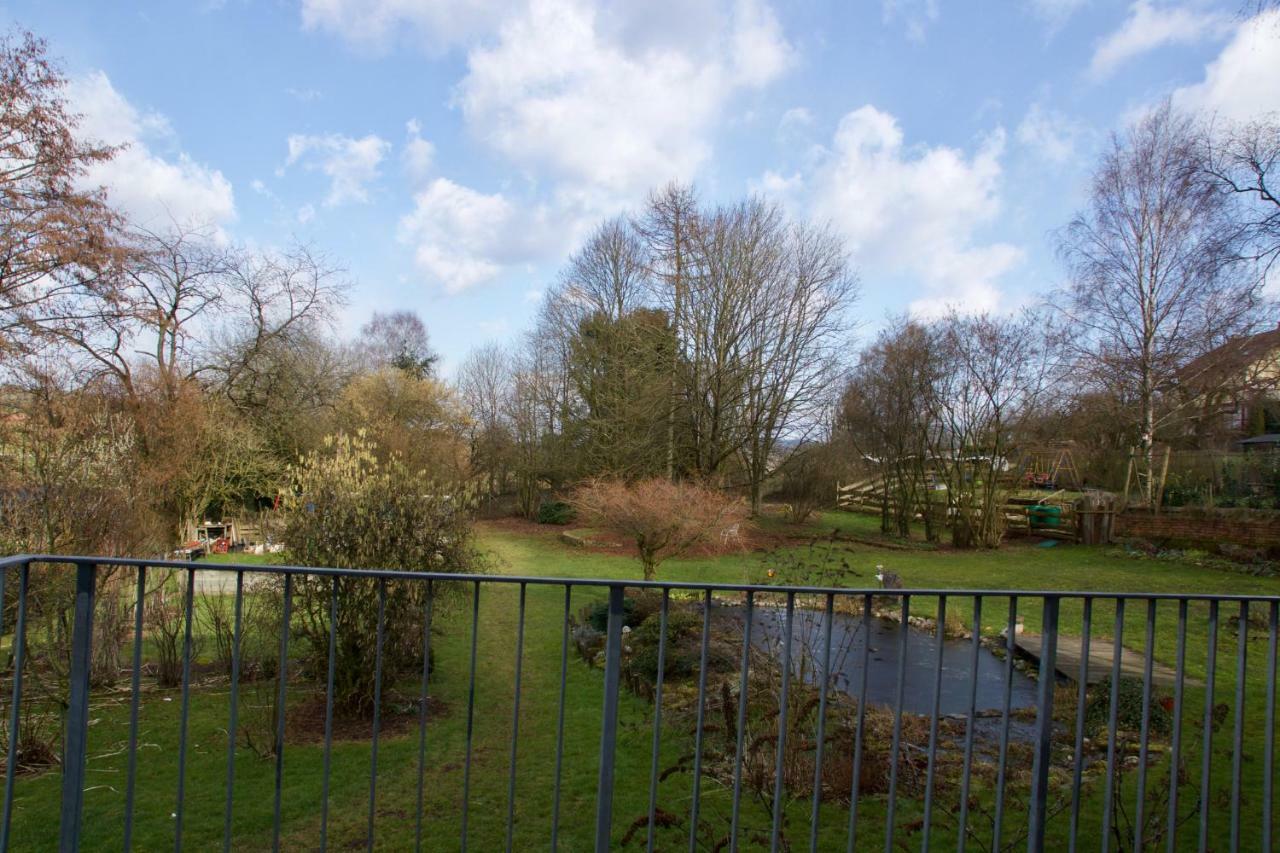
[5,512,1279,850]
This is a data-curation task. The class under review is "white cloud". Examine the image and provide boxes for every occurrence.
[302,0,793,263]
[456,0,791,207]
[297,204,317,224]
[754,169,803,197]
[1171,9,1280,122]
[284,132,390,206]
[402,119,435,183]
[881,0,939,42]
[299,0,507,51]
[478,317,511,336]
[285,86,324,102]
[397,178,557,293]
[775,105,1022,317]
[1088,1,1231,80]
[1027,0,1088,30]
[1015,103,1086,164]
[66,72,235,230]
[778,106,813,139]
[780,106,812,126]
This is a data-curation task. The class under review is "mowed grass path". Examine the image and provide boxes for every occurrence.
[5,514,1280,849]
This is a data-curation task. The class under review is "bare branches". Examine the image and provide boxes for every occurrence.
[484,189,858,514]
[356,309,436,378]
[1055,102,1268,502]
[1201,114,1280,274]
[572,477,746,580]
[0,29,123,354]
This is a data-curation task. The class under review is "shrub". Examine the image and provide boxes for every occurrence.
[585,596,639,632]
[1085,675,1172,738]
[628,610,705,683]
[282,431,483,716]
[146,571,205,689]
[573,478,746,580]
[200,578,280,682]
[770,443,843,523]
[536,500,576,525]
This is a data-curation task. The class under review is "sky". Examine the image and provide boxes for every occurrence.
[4,0,1279,374]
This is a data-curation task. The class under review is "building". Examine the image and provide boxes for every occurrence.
[1178,323,1280,447]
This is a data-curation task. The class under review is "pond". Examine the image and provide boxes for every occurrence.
[725,603,1040,717]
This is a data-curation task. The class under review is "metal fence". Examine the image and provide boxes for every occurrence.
[0,554,1276,852]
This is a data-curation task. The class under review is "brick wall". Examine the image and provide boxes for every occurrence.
[1115,508,1280,549]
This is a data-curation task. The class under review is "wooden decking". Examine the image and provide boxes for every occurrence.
[1014,633,1195,688]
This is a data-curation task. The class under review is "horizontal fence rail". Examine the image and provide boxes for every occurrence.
[0,554,1275,851]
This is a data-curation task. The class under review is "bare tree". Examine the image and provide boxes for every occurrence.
[560,216,650,322]
[1202,114,1280,274]
[358,309,438,378]
[737,219,856,514]
[1056,102,1265,504]
[0,29,122,354]
[504,338,562,517]
[219,328,355,459]
[839,319,942,539]
[457,342,515,496]
[928,311,1050,548]
[637,182,700,479]
[215,242,347,393]
[572,478,746,580]
[678,199,783,481]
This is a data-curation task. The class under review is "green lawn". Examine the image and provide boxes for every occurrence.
[5,516,1279,850]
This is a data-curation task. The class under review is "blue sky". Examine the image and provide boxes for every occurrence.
[4,1,1278,372]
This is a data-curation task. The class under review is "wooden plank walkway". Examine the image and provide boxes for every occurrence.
[1015,633,1196,688]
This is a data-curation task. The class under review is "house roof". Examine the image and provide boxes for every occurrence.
[1179,324,1280,388]
[1239,433,1280,445]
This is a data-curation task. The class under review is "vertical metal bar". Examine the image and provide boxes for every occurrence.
[647,589,670,853]
[366,578,387,851]
[991,596,1018,852]
[1262,600,1277,852]
[1,563,30,852]
[1166,600,1188,853]
[1198,600,1219,853]
[551,584,571,852]
[1100,598,1125,853]
[221,571,245,853]
[1029,596,1060,851]
[320,578,339,852]
[770,592,796,853]
[956,595,983,853]
[174,568,197,853]
[808,593,836,853]
[58,562,97,852]
[689,589,714,853]
[504,583,527,853]
[1133,600,1157,851]
[846,593,873,853]
[1068,597,1093,853]
[271,573,293,853]
[595,585,626,853]
[884,594,910,853]
[1229,600,1247,853]
[728,590,753,853]
[921,595,948,851]
[123,566,147,851]
[460,581,481,853]
[414,578,434,853]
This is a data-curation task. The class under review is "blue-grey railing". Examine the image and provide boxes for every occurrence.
[0,554,1276,852]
